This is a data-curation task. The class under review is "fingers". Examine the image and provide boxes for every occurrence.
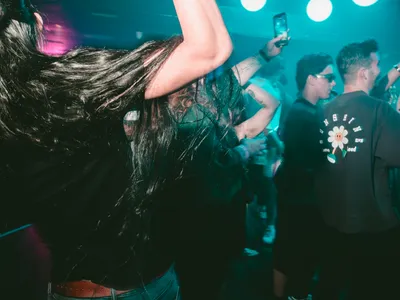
[270,29,290,49]
[271,35,284,43]
[282,29,290,39]
[272,29,290,41]
[251,139,267,152]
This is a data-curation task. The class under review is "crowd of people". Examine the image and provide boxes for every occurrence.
[0,0,399,299]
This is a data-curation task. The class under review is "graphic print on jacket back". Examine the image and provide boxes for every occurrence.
[320,113,366,164]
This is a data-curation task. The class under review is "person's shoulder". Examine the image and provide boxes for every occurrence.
[326,93,394,125]
[372,96,396,117]
[292,99,315,113]
[285,99,316,122]
[362,94,389,112]
[348,91,383,104]
[327,92,381,109]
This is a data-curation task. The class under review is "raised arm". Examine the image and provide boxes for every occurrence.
[385,63,400,91]
[145,0,233,99]
[231,34,288,86]
[372,65,400,99]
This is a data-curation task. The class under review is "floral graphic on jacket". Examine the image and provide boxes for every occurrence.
[328,126,349,149]
[327,126,349,163]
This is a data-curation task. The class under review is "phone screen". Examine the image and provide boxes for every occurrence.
[273,13,288,46]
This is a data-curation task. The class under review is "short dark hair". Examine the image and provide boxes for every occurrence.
[336,39,379,82]
[296,53,333,90]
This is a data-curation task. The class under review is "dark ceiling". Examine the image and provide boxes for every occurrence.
[29,0,400,95]
[32,0,400,73]
[33,0,400,46]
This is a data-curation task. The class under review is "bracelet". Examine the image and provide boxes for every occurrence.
[243,81,251,90]
[394,65,400,73]
[258,50,271,63]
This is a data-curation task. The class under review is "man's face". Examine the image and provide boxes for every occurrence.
[366,52,381,90]
[314,64,337,100]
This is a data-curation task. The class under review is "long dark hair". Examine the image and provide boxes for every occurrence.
[0,0,184,262]
[0,0,243,277]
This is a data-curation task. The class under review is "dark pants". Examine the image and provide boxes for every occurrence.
[175,192,247,300]
[315,225,400,300]
[273,203,326,298]
[248,164,277,225]
[175,251,230,300]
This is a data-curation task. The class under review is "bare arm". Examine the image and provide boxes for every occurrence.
[231,35,288,86]
[245,83,279,108]
[145,0,232,99]
[235,84,280,140]
[235,106,279,140]
[232,54,266,87]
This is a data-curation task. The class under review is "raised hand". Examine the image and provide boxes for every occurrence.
[262,30,290,59]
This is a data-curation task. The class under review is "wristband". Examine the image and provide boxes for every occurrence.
[243,81,251,90]
[259,50,271,63]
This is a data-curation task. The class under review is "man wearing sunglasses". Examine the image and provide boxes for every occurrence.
[272,53,336,300]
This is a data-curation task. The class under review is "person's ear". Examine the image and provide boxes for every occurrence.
[307,75,315,86]
[359,68,368,81]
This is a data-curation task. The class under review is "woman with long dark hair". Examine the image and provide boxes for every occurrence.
[0,0,233,298]
[0,0,288,299]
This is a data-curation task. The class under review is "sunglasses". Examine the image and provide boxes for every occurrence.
[314,73,336,83]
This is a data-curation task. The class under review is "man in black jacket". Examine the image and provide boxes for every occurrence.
[273,53,336,300]
[316,39,400,299]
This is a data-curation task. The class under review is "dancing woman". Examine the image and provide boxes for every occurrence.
[0,0,287,298]
[0,0,232,298]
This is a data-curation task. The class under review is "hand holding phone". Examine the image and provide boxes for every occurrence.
[260,13,290,60]
[273,13,289,47]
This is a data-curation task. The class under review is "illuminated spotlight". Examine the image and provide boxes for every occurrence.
[353,0,378,7]
[241,0,267,12]
[307,0,333,22]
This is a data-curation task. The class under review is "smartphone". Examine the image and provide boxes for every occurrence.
[273,13,289,47]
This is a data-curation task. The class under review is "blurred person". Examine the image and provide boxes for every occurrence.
[370,60,400,101]
[244,57,293,245]
[273,53,336,300]
[174,37,288,299]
